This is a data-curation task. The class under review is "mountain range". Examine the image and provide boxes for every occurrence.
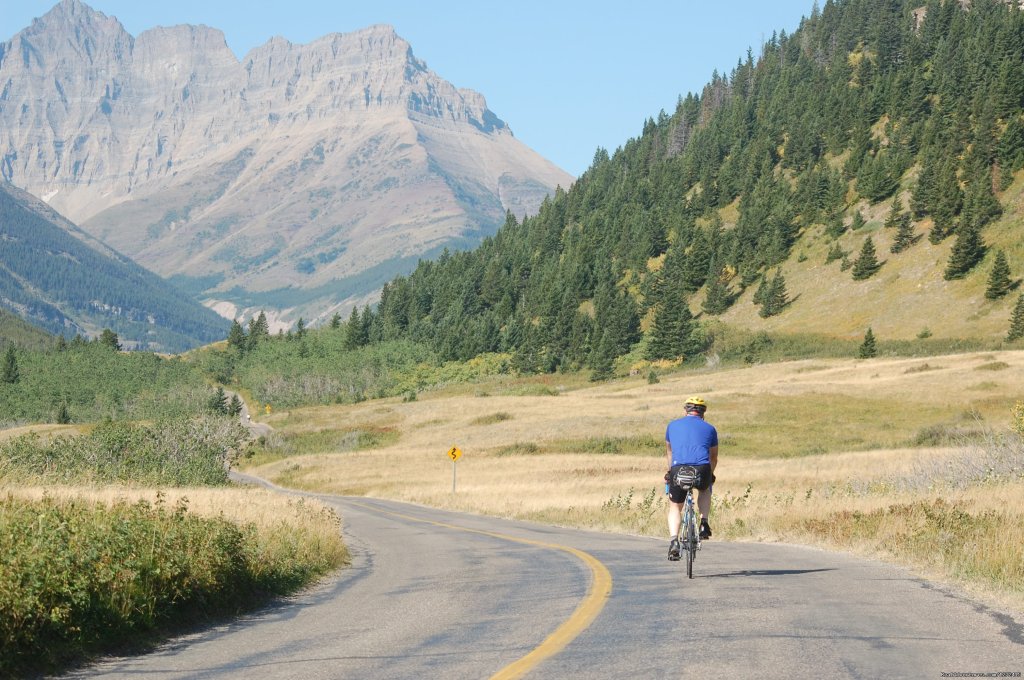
[0,181,228,351]
[0,0,572,327]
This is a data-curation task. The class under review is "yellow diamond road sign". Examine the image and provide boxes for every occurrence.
[447,446,462,462]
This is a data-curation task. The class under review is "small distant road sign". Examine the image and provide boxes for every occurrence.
[447,446,462,493]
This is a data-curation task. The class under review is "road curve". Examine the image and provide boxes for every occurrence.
[72,477,1024,679]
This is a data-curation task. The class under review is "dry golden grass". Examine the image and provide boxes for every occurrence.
[4,484,328,526]
[244,349,1024,610]
[710,178,1024,340]
[0,423,87,442]
[2,484,349,574]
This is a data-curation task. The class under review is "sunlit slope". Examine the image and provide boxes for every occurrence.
[706,176,1024,341]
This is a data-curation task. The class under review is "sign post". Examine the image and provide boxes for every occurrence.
[446,446,462,493]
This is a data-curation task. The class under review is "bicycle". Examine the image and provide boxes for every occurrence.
[671,465,701,579]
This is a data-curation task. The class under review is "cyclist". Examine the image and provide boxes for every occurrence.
[665,396,718,561]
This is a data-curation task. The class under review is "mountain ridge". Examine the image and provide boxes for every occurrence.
[0,181,229,351]
[0,1,572,325]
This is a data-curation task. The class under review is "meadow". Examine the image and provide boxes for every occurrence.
[241,349,1024,611]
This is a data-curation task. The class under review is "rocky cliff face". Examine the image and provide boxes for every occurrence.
[0,0,572,325]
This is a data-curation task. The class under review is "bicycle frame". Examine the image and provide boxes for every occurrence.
[680,487,700,578]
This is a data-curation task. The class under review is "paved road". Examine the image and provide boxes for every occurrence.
[229,392,272,438]
[72,478,1024,679]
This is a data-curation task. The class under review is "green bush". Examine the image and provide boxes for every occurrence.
[195,327,517,409]
[0,343,209,426]
[0,417,248,486]
[0,494,340,677]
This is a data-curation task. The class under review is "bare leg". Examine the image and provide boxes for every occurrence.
[697,487,712,520]
[667,502,683,537]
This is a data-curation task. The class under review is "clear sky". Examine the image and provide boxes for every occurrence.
[2,1,815,177]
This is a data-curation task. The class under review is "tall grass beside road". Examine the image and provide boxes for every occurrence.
[0,491,347,677]
[0,413,348,676]
[0,416,248,486]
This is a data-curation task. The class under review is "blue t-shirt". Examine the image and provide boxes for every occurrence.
[666,415,718,466]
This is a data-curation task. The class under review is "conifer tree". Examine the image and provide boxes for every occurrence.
[99,329,121,351]
[647,286,699,361]
[227,319,247,352]
[1008,294,1024,341]
[228,394,243,417]
[944,221,985,280]
[247,312,269,350]
[759,270,789,318]
[589,331,615,381]
[928,158,963,243]
[825,242,845,264]
[890,213,917,253]
[858,327,877,358]
[2,346,19,384]
[702,268,733,315]
[883,195,904,229]
[345,306,368,350]
[55,402,71,425]
[852,237,882,280]
[751,274,769,307]
[985,250,1012,300]
[959,159,1002,232]
[911,149,938,219]
[330,313,342,329]
[824,213,846,239]
[208,387,228,414]
[850,211,867,231]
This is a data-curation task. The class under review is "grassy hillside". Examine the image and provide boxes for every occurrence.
[0,307,54,351]
[702,174,1024,341]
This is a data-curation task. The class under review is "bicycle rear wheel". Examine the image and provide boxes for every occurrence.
[684,506,695,579]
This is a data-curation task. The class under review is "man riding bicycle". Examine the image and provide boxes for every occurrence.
[665,396,718,561]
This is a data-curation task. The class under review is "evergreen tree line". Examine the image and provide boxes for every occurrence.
[0,187,229,351]
[355,0,1024,373]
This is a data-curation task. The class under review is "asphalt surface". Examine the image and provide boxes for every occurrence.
[70,477,1024,679]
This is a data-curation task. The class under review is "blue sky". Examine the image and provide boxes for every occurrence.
[3,1,815,177]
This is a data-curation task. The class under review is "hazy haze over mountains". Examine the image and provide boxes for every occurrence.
[0,0,572,325]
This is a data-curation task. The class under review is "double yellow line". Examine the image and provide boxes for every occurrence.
[349,502,612,679]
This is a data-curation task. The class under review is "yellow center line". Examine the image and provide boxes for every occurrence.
[347,501,613,679]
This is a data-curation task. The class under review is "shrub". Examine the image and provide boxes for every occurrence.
[0,417,248,486]
[0,494,344,677]
[0,343,209,426]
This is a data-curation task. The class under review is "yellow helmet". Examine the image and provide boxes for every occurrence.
[684,396,707,413]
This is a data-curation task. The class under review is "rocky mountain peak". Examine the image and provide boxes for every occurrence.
[7,0,130,73]
[25,0,126,42]
[1,2,572,326]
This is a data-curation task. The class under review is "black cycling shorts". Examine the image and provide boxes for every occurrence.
[668,463,713,503]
